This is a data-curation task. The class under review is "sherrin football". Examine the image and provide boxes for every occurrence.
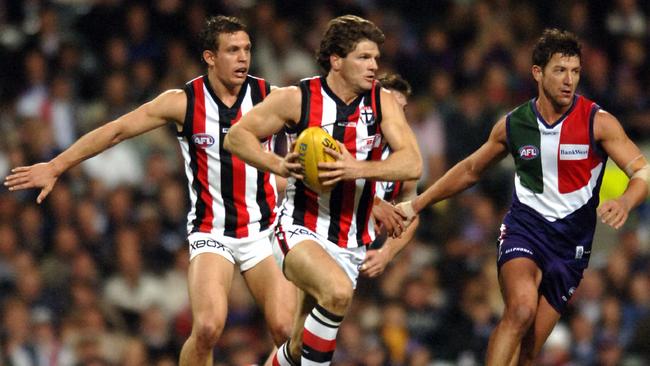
[294,127,341,193]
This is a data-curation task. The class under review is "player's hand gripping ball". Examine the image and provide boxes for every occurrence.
[294,127,341,193]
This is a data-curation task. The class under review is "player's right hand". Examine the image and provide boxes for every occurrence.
[280,151,304,180]
[4,162,59,204]
[360,248,390,278]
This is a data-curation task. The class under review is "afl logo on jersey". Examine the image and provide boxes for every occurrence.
[518,145,539,160]
[192,133,215,148]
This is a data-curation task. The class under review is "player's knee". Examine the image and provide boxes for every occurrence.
[321,280,353,312]
[503,302,536,332]
[192,316,225,348]
[268,320,292,346]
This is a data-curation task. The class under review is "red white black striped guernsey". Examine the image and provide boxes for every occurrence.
[280,76,383,248]
[178,75,277,238]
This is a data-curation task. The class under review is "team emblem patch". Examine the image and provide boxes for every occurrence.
[518,145,539,160]
[359,106,375,125]
[192,133,215,148]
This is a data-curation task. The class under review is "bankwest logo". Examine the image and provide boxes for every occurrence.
[192,133,215,148]
[559,144,589,160]
[518,145,539,160]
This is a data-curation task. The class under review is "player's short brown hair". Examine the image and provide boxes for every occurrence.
[200,15,247,51]
[317,15,385,73]
[532,28,581,69]
[378,73,412,97]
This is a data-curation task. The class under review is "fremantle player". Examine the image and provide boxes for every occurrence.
[397,28,649,365]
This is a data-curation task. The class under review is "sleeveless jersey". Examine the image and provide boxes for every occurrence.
[178,75,277,238]
[505,95,607,241]
[374,145,403,202]
[281,76,383,248]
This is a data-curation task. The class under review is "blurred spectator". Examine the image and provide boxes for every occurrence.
[103,226,165,333]
[253,16,318,85]
[380,301,409,364]
[537,322,572,366]
[16,49,48,119]
[159,248,189,321]
[570,313,596,365]
[2,297,36,365]
[408,97,446,187]
[606,0,647,39]
[32,306,76,365]
[443,87,494,166]
[124,3,162,63]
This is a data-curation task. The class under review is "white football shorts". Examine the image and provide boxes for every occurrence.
[188,229,274,272]
[272,223,366,288]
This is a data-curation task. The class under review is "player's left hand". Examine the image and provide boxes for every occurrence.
[280,141,304,179]
[360,248,390,278]
[318,141,360,186]
[597,197,630,230]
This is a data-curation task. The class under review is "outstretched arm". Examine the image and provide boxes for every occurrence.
[4,90,186,203]
[595,110,649,229]
[362,180,419,278]
[224,86,303,178]
[411,117,509,213]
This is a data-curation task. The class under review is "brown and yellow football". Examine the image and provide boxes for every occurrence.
[294,127,341,193]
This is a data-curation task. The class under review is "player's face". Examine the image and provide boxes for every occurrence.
[535,53,581,110]
[205,31,251,88]
[340,40,380,92]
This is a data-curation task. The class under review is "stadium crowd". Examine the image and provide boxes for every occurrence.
[0,0,649,365]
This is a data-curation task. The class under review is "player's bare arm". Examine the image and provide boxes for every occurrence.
[594,110,649,229]
[319,89,422,184]
[362,180,419,278]
[224,86,303,178]
[4,90,187,203]
[411,117,509,213]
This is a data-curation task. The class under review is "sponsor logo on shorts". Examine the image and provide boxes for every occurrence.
[562,287,577,302]
[504,247,533,256]
[288,227,318,239]
[575,246,584,259]
[518,145,539,160]
[189,238,232,255]
[498,224,507,243]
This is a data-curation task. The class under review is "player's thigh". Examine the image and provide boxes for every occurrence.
[283,240,352,298]
[188,253,236,321]
[498,257,542,306]
[243,256,296,322]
